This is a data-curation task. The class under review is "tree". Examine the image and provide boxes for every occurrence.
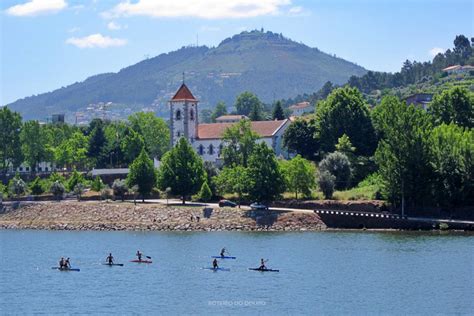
[319,171,335,199]
[319,152,352,190]
[222,119,259,167]
[203,161,218,197]
[374,96,433,210]
[87,119,108,168]
[429,124,473,208]
[104,121,129,167]
[214,166,249,207]
[280,155,316,199]
[66,170,85,192]
[429,87,473,128]
[127,149,157,202]
[121,129,145,163]
[235,92,262,116]
[316,86,377,156]
[0,107,23,174]
[335,134,356,159]
[246,143,285,202]
[20,121,53,174]
[73,183,85,201]
[112,179,128,202]
[55,131,89,170]
[129,112,170,159]
[249,101,264,121]
[453,35,472,62]
[282,118,319,160]
[272,101,285,120]
[198,181,212,202]
[211,101,227,122]
[157,138,206,204]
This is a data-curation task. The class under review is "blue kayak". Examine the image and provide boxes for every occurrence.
[52,267,80,272]
[203,267,230,271]
[211,256,236,259]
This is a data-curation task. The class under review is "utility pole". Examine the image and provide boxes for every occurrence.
[401,178,405,218]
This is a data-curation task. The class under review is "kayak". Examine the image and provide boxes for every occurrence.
[52,267,80,272]
[102,263,124,266]
[130,259,152,263]
[203,267,230,271]
[211,256,236,259]
[248,268,279,272]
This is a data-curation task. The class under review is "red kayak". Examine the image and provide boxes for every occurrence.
[130,259,152,263]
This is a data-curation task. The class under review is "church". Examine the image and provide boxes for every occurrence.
[168,83,290,163]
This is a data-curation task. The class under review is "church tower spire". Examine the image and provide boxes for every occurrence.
[169,82,199,147]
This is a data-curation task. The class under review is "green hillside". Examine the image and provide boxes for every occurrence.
[7,30,366,121]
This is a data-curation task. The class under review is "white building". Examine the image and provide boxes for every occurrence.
[289,101,313,116]
[169,83,290,162]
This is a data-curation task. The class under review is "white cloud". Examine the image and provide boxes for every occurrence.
[429,47,445,57]
[287,6,310,17]
[66,33,127,48]
[102,0,292,19]
[107,21,122,30]
[6,0,67,16]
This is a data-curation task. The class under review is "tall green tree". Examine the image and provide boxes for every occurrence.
[316,86,377,156]
[157,138,206,204]
[429,87,473,128]
[104,121,128,167]
[272,101,285,120]
[375,96,433,209]
[211,101,227,122]
[249,101,264,121]
[121,129,145,163]
[319,152,352,190]
[429,124,473,208]
[282,118,319,160]
[0,107,23,174]
[247,143,285,202]
[55,131,89,170]
[214,165,249,207]
[20,121,53,174]
[280,155,316,199]
[222,119,259,167]
[127,148,157,202]
[129,112,170,159]
[235,91,262,116]
[87,119,108,168]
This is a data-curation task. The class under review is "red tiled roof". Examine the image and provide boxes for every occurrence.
[198,120,288,139]
[215,115,248,121]
[171,83,197,101]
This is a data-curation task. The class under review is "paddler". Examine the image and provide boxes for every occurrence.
[259,258,267,270]
[59,257,65,269]
[136,250,142,261]
[65,258,71,269]
[212,258,218,269]
[106,253,114,264]
[220,248,226,257]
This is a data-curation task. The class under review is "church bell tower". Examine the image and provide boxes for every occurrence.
[169,82,199,147]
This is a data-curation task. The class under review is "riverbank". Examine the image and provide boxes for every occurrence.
[0,201,325,231]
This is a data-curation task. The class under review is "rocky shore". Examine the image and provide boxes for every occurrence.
[0,201,326,232]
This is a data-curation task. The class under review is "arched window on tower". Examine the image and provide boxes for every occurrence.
[198,144,204,155]
[218,144,223,156]
[190,109,194,121]
[176,110,181,120]
[209,144,214,155]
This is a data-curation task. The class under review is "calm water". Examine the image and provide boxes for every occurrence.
[0,230,473,315]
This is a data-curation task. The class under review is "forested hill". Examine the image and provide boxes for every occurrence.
[7,30,366,121]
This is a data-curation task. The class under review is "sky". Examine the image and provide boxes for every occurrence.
[1,0,472,105]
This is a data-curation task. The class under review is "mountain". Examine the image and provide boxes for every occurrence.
[8,30,367,121]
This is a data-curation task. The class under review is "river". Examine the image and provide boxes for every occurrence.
[0,230,472,314]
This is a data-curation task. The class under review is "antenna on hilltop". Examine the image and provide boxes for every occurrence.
[182,71,185,84]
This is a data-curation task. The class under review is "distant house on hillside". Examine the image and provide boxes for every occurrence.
[442,65,474,74]
[168,83,290,163]
[289,101,313,116]
[215,115,248,123]
[404,93,433,110]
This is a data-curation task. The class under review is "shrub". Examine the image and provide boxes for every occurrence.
[319,171,335,199]
[67,170,85,192]
[100,185,112,201]
[199,181,212,202]
[73,183,85,201]
[48,172,65,184]
[112,179,128,201]
[9,176,27,198]
[50,180,65,200]
[29,177,44,195]
[319,152,352,190]
[91,176,104,192]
